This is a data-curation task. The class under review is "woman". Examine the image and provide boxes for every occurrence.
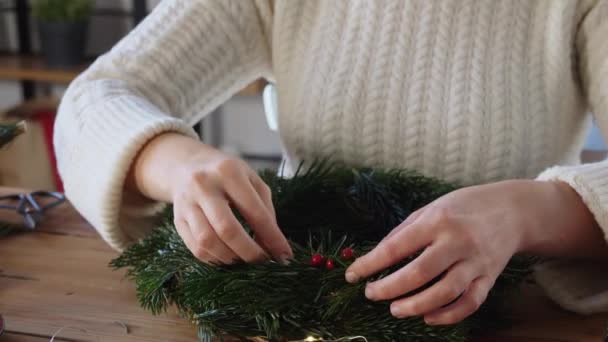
[55,0,608,325]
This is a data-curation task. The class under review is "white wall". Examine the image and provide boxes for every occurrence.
[220,96,282,156]
[0,82,21,109]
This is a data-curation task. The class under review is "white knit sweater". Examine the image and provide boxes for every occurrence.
[55,0,608,314]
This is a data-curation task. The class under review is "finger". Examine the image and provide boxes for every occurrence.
[382,206,427,242]
[365,241,462,301]
[199,192,268,263]
[388,261,478,318]
[249,172,276,216]
[249,174,285,257]
[185,205,239,264]
[346,221,432,283]
[225,174,292,263]
[174,217,220,264]
[249,173,291,260]
[424,276,494,325]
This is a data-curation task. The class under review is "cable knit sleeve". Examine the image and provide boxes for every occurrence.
[534,0,608,315]
[53,0,273,250]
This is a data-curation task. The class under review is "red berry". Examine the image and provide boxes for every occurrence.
[325,258,335,270]
[340,247,354,260]
[311,253,324,267]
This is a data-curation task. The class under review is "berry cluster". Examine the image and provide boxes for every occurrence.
[310,247,355,270]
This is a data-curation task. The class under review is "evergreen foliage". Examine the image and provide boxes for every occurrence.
[112,162,535,342]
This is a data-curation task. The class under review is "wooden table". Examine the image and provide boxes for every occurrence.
[0,189,197,341]
[0,189,606,342]
[0,55,86,84]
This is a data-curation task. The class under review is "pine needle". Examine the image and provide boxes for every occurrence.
[0,121,25,149]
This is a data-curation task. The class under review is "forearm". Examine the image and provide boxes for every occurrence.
[126,133,223,203]
[519,180,608,259]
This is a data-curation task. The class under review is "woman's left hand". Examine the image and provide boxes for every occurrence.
[344,179,603,325]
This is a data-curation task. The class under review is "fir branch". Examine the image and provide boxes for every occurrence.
[0,122,25,149]
[112,163,534,342]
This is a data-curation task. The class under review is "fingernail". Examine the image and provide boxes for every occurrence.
[278,253,291,265]
[365,285,375,300]
[345,271,360,283]
[390,305,402,317]
[425,317,437,325]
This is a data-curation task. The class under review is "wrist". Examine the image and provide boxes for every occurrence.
[130,132,207,202]
[515,180,601,257]
[499,180,547,255]
[496,179,568,255]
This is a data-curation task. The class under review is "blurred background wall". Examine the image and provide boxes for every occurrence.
[0,0,282,187]
[0,0,605,191]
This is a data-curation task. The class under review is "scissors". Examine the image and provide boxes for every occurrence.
[0,191,65,229]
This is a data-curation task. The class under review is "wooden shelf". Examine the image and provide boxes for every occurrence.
[0,54,266,95]
[0,54,86,84]
[2,96,60,119]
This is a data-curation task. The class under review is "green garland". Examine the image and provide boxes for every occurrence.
[0,122,24,149]
[111,162,535,342]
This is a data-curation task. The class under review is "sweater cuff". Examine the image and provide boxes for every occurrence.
[60,95,197,251]
[534,260,608,314]
[533,162,608,314]
[536,162,608,241]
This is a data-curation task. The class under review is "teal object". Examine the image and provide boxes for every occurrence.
[584,122,607,151]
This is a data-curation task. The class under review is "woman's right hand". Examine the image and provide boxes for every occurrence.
[127,133,293,265]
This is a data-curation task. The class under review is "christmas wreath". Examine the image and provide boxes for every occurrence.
[111,161,535,342]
